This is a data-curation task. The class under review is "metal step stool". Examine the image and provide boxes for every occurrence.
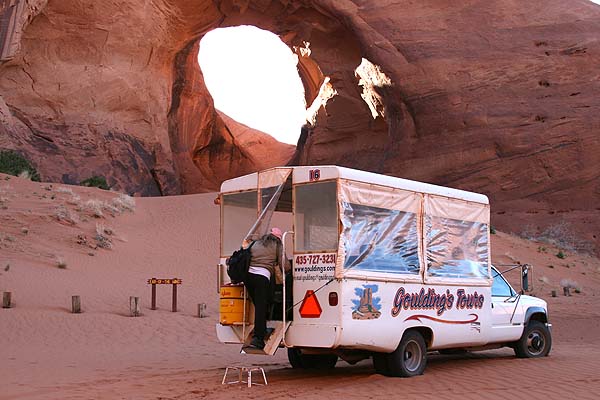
[222,366,267,387]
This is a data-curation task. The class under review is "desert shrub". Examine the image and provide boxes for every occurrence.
[490,225,496,234]
[55,186,75,195]
[84,199,104,218]
[0,150,40,181]
[103,202,120,216]
[80,176,109,190]
[112,193,135,212]
[556,250,566,259]
[54,205,79,225]
[95,223,112,249]
[3,234,15,242]
[19,170,31,180]
[67,194,81,206]
[560,278,579,289]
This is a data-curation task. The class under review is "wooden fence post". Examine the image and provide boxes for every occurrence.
[130,296,140,317]
[71,295,81,313]
[198,303,207,318]
[551,290,557,298]
[172,282,178,312]
[563,287,570,296]
[2,292,12,308]
[151,281,157,310]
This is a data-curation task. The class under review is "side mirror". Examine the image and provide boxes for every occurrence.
[521,264,530,292]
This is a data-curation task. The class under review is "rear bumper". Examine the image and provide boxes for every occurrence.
[216,323,249,344]
[285,323,340,348]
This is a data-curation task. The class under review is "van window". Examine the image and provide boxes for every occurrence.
[294,181,338,252]
[492,268,515,297]
[221,190,257,256]
[341,203,420,275]
[425,216,489,279]
[261,186,279,211]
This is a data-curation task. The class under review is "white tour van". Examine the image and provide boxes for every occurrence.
[216,166,552,376]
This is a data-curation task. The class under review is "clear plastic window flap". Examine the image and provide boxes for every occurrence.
[294,181,338,252]
[338,180,422,276]
[222,190,258,256]
[248,169,292,240]
[424,195,490,281]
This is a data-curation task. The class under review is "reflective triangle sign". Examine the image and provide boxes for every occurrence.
[299,290,322,318]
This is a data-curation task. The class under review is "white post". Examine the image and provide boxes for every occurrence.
[2,292,12,308]
[130,296,140,317]
[71,295,81,313]
[198,303,207,318]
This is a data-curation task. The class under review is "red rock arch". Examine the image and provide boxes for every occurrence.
[1,0,600,252]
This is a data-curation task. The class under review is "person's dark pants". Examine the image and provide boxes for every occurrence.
[245,273,270,341]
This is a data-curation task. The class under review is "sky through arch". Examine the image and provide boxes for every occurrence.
[198,25,307,145]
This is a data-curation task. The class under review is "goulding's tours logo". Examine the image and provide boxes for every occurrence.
[352,284,382,320]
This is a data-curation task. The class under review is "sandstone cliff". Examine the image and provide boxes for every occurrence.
[1,0,599,251]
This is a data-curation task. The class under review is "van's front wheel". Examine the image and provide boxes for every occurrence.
[387,330,427,377]
[513,320,552,358]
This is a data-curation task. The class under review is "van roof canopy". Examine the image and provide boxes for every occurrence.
[220,166,489,205]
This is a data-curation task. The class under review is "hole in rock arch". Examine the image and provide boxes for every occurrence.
[198,25,307,145]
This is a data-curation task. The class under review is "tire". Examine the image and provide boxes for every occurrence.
[287,348,304,368]
[288,348,338,369]
[387,330,427,377]
[513,320,552,358]
[372,352,390,376]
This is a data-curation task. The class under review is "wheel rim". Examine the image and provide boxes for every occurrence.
[403,340,422,372]
[526,330,546,356]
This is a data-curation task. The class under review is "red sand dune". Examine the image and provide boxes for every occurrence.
[1,174,599,399]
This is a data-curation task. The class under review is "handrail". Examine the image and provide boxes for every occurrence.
[217,263,222,294]
[281,230,294,347]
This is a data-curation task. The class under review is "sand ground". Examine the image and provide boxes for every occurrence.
[1,174,599,399]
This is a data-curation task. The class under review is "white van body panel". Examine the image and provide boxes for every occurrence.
[287,279,492,352]
[217,166,550,355]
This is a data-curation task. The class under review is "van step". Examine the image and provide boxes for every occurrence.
[241,321,291,356]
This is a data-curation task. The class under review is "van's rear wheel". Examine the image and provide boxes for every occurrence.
[287,348,338,369]
[287,348,304,368]
[387,330,427,377]
[513,320,552,358]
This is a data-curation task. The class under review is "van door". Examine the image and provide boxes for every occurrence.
[285,179,341,348]
[490,267,522,342]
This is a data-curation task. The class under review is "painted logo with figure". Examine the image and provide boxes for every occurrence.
[352,284,382,320]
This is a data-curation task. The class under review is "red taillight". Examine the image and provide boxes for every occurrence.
[328,292,338,306]
[299,290,322,318]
